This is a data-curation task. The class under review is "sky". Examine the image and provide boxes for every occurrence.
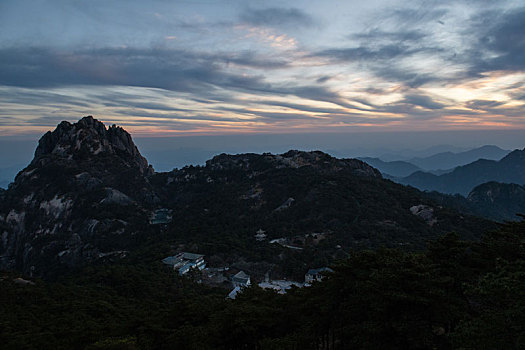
[0,0,524,183]
[0,0,524,139]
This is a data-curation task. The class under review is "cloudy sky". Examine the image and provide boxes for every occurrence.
[0,0,524,138]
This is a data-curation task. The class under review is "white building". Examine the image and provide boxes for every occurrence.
[162,252,206,275]
[232,271,251,287]
[254,228,267,241]
[305,267,334,284]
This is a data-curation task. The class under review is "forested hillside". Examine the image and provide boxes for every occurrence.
[1,219,523,349]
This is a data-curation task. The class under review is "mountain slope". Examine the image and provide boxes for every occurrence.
[396,148,525,195]
[150,151,490,265]
[467,182,525,221]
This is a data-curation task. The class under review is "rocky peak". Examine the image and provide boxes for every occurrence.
[1,117,158,275]
[33,116,153,175]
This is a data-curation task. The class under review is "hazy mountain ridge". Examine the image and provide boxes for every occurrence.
[407,145,509,170]
[395,148,525,195]
[358,157,421,177]
[360,145,510,179]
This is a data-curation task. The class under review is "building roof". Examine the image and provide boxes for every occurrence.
[232,271,250,284]
[233,271,249,279]
[182,252,204,261]
[162,252,204,266]
[178,262,195,274]
[228,286,241,299]
[162,256,181,266]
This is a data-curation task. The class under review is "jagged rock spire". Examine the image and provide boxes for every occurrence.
[33,116,153,175]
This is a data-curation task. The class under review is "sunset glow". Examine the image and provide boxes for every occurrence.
[0,0,524,137]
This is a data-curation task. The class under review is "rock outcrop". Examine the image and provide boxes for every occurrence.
[33,116,152,175]
[206,150,382,178]
[0,116,156,276]
[467,181,525,221]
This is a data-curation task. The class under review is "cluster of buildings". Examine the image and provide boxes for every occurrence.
[162,251,333,299]
[257,267,334,294]
[161,252,252,298]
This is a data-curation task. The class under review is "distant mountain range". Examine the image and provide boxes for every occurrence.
[360,145,525,220]
[407,145,510,171]
[360,145,510,178]
[395,148,525,195]
[358,157,422,177]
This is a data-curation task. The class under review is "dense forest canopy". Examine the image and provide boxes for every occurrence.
[1,218,523,349]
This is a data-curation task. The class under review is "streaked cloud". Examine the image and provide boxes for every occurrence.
[0,0,523,136]
[402,94,447,110]
[239,7,315,28]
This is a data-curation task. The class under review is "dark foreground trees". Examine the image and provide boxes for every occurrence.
[1,219,524,349]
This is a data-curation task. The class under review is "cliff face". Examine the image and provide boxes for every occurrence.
[33,116,152,175]
[467,182,525,221]
[0,117,156,276]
